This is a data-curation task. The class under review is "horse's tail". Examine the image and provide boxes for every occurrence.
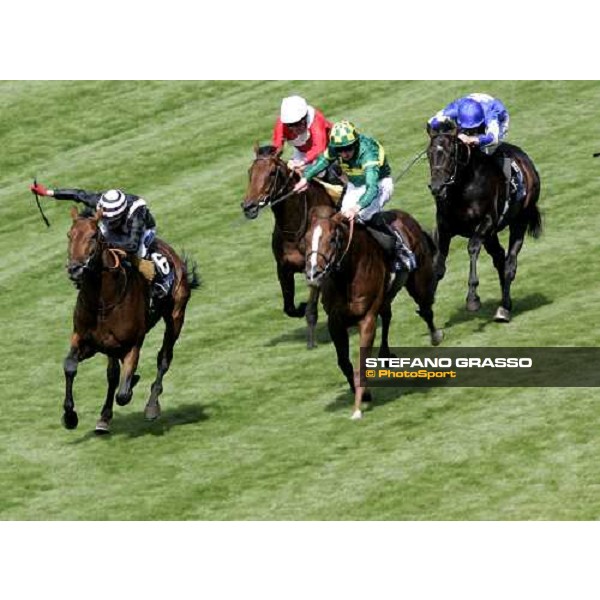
[525,202,543,239]
[181,253,201,291]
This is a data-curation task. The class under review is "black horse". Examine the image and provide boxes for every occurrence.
[427,127,542,322]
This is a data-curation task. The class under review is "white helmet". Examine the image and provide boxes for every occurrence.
[280,95,308,124]
[98,189,127,222]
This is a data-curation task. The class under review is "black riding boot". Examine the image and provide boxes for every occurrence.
[390,227,417,273]
[368,212,417,273]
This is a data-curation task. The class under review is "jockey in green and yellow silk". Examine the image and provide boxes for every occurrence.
[294,121,416,272]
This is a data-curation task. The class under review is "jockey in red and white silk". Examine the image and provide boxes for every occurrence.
[272,95,332,171]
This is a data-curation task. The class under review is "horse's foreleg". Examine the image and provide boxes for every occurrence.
[352,314,377,420]
[466,235,483,312]
[62,335,81,430]
[496,223,527,322]
[96,357,120,434]
[305,286,320,350]
[432,226,451,282]
[145,311,184,421]
[115,345,141,407]
[277,263,306,318]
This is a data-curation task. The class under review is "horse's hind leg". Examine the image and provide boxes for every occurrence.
[306,286,320,350]
[466,235,483,312]
[406,270,444,346]
[145,307,186,420]
[378,301,393,358]
[95,357,120,434]
[483,234,508,321]
[495,222,527,322]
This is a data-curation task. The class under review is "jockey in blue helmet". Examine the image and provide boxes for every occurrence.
[428,93,517,199]
[428,93,509,155]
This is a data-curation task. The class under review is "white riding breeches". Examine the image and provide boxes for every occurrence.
[341,177,395,223]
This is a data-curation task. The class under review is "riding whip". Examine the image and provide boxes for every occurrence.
[393,148,427,184]
[32,178,51,227]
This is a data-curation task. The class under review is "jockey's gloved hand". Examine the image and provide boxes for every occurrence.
[30,183,51,197]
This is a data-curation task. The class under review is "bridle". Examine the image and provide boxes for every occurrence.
[306,216,354,278]
[429,133,472,190]
[250,156,298,210]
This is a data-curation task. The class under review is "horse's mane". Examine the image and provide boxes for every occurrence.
[257,145,278,158]
[78,206,96,219]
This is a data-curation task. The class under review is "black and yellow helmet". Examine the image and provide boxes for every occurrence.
[329,120,359,149]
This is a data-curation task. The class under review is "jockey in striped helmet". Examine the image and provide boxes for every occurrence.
[29,182,174,299]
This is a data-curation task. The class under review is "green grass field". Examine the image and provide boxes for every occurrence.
[1,81,599,520]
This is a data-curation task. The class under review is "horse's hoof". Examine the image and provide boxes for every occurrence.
[351,409,363,421]
[95,420,111,435]
[144,402,161,421]
[62,411,79,430]
[466,297,481,312]
[431,329,444,346]
[307,338,316,350]
[362,391,373,404]
[494,307,511,322]
[116,392,132,406]
[284,303,307,318]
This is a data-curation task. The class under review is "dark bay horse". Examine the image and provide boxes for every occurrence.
[427,128,542,322]
[241,144,338,349]
[64,207,199,433]
[305,205,443,420]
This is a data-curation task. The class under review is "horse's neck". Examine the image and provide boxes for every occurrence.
[335,227,381,281]
[79,261,127,305]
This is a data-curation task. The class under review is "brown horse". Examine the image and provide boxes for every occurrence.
[305,205,443,420]
[63,207,199,433]
[241,144,338,349]
[427,127,542,322]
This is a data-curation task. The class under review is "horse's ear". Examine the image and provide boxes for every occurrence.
[94,208,103,224]
[274,147,283,160]
[254,141,260,156]
[70,206,79,222]
[441,120,457,135]
[426,122,433,137]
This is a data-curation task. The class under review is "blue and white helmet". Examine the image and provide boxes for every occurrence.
[98,189,127,222]
[457,98,485,129]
